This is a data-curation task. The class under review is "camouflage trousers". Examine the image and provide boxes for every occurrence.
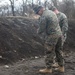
[54,34,67,66]
[44,35,64,69]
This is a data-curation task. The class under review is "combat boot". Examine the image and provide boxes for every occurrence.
[52,62,59,68]
[39,68,52,73]
[55,66,65,72]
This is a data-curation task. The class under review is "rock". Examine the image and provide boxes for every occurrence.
[4,65,9,68]
[35,56,39,59]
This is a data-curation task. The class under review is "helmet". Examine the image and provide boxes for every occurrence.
[33,6,43,14]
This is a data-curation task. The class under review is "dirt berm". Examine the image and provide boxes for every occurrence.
[0,17,75,64]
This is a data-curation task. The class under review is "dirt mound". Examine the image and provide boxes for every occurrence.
[66,19,75,48]
[0,17,45,64]
[0,17,74,64]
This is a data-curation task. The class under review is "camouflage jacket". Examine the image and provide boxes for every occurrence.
[38,9,62,38]
[57,12,68,36]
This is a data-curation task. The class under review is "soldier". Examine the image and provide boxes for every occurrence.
[33,6,64,73]
[48,5,68,69]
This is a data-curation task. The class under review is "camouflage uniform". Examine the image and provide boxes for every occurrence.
[38,9,62,69]
[54,12,68,66]
[57,12,68,45]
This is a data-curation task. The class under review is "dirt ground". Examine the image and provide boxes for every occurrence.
[0,50,75,75]
[0,17,75,75]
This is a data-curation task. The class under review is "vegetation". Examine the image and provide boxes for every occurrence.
[0,0,75,19]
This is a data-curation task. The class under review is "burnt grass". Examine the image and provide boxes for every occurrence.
[0,17,75,64]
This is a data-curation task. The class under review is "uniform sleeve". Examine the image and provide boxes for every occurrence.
[37,16,46,34]
[61,18,68,35]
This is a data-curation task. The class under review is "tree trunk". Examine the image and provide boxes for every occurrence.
[51,0,58,8]
[9,0,15,16]
[11,4,15,16]
[22,0,25,16]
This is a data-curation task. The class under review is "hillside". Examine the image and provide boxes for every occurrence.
[0,17,75,64]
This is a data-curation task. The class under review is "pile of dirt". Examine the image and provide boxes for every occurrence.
[0,17,74,64]
[66,19,75,48]
[0,17,45,64]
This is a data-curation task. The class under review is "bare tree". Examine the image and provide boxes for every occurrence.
[38,0,41,5]
[60,0,75,18]
[51,0,59,8]
[44,0,53,9]
[21,0,28,16]
[36,0,42,5]
[9,0,15,16]
[7,4,10,16]
[0,5,9,16]
[32,0,34,7]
